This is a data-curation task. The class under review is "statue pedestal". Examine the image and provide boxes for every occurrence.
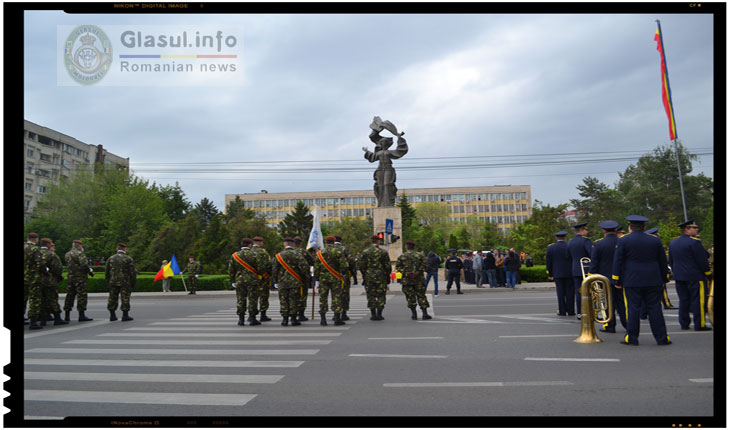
[373,207,403,264]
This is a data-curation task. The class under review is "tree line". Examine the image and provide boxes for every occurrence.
[24,143,713,273]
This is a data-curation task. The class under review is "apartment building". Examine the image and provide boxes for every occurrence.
[23,119,129,224]
[225,185,532,232]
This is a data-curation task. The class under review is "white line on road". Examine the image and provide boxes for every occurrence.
[24,390,257,406]
[524,358,620,362]
[25,358,304,367]
[97,332,341,337]
[25,348,320,355]
[368,337,444,340]
[25,371,284,384]
[500,334,576,338]
[349,354,447,359]
[23,320,112,338]
[65,339,332,345]
[435,303,554,307]
[384,381,573,387]
[147,322,350,328]
[689,378,713,383]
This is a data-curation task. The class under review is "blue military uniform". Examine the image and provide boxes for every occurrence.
[588,220,626,332]
[444,250,463,294]
[546,232,573,315]
[668,219,712,331]
[568,223,592,316]
[612,215,671,346]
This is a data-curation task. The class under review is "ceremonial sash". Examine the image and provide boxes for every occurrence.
[276,252,303,295]
[317,250,344,289]
[232,252,261,280]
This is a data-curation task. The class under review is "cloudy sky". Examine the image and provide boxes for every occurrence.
[23,5,716,213]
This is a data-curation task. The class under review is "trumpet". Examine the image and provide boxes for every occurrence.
[574,257,614,343]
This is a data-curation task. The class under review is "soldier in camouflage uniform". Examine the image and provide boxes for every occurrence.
[334,236,354,321]
[293,236,314,322]
[105,243,137,321]
[186,256,202,295]
[229,238,262,326]
[396,240,432,320]
[359,234,391,320]
[38,240,69,326]
[64,239,94,322]
[272,237,310,326]
[314,235,349,326]
[24,233,45,329]
[252,236,272,322]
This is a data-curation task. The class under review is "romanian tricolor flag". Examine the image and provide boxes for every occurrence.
[154,254,182,281]
[654,21,678,141]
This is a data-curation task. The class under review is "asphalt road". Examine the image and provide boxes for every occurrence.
[18,284,717,427]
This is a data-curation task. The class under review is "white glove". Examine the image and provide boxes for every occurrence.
[274,284,278,289]
[315,281,320,287]
[195,275,198,278]
[231,283,236,288]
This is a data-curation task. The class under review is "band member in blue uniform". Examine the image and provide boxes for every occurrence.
[568,222,592,319]
[589,220,626,333]
[646,227,676,311]
[612,215,671,346]
[546,231,573,316]
[668,219,713,331]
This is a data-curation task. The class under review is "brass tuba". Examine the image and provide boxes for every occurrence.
[707,278,714,326]
[574,257,614,343]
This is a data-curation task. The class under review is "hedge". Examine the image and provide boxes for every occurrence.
[57,274,235,294]
[519,265,550,283]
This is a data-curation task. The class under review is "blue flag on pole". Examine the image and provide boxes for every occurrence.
[169,254,182,275]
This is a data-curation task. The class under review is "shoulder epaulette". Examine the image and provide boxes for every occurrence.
[594,238,603,243]
[690,236,703,241]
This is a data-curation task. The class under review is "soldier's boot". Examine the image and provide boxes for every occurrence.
[370,309,377,320]
[238,314,246,326]
[319,312,328,326]
[421,307,432,320]
[376,307,384,320]
[281,316,289,326]
[333,313,345,326]
[121,311,134,321]
[39,314,49,326]
[64,310,71,322]
[297,310,309,321]
[341,311,350,321]
[78,311,93,322]
[248,315,261,326]
[410,308,418,320]
[24,318,29,325]
[109,310,118,321]
[291,314,301,326]
[260,311,272,322]
[29,318,43,330]
[53,313,69,325]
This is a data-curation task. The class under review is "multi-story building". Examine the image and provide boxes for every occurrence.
[225,185,532,233]
[23,119,129,224]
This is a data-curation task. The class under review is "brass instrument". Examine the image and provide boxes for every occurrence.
[707,278,714,326]
[574,257,614,343]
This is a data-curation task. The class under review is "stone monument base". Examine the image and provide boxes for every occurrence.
[373,207,403,264]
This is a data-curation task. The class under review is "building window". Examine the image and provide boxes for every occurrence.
[491,193,499,201]
[40,153,52,162]
[36,169,50,178]
[25,182,33,190]
[25,199,32,209]
[27,149,34,157]
[37,185,47,194]
[28,132,37,141]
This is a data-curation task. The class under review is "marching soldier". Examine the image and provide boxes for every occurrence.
[359,234,391,320]
[64,239,94,322]
[668,219,712,331]
[588,220,626,333]
[334,236,354,321]
[272,237,310,326]
[546,231,574,316]
[396,240,431,320]
[186,256,202,295]
[229,238,262,326]
[105,243,137,321]
[39,240,68,326]
[568,222,592,319]
[293,236,314,322]
[252,237,272,321]
[314,235,349,326]
[646,227,675,310]
[444,249,463,294]
[24,232,42,327]
[612,215,671,346]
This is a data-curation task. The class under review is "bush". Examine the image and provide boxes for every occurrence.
[519,265,549,283]
[57,274,235,293]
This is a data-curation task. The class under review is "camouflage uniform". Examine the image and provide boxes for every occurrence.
[293,246,314,315]
[396,249,430,310]
[105,250,137,312]
[228,247,261,319]
[186,259,202,293]
[359,244,391,310]
[39,248,64,321]
[24,241,43,319]
[64,247,92,312]
[313,244,349,315]
[334,242,354,313]
[252,244,271,313]
[272,247,310,319]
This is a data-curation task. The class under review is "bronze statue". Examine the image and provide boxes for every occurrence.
[362,116,408,208]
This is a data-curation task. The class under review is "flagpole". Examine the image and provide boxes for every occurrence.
[180,271,188,292]
[673,139,689,222]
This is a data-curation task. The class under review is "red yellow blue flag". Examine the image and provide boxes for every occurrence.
[654,21,678,141]
[154,254,182,281]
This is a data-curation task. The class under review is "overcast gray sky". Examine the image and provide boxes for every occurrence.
[24,8,715,213]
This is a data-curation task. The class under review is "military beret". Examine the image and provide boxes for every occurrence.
[325,235,336,244]
[73,239,83,245]
[293,236,303,243]
[678,219,699,228]
[334,235,342,242]
[406,240,416,246]
[241,238,253,246]
[645,227,659,235]
[283,237,295,243]
[189,256,195,259]
[27,232,39,239]
[554,231,567,237]
[40,238,52,245]
[599,220,619,230]
[447,248,456,253]
[625,215,648,223]
[573,223,588,229]
[253,236,264,242]
[117,242,127,248]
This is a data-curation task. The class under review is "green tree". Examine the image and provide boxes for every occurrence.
[415,202,451,227]
[157,182,192,222]
[146,213,202,272]
[193,213,231,274]
[192,197,219,229]
[225,196,255,221]
[570,177,624,238]
[448,234,458,250]
[228,213,281,256]
[325,216,373,253]
[277,201,313,239]
[510,201,570,264]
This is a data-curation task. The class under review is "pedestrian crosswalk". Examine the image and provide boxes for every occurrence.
[23,298,371,418]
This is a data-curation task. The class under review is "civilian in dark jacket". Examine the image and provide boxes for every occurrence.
[425,251,442,295]
[504,250,521,288]
[444,250,463,294]
[484,251,497,288]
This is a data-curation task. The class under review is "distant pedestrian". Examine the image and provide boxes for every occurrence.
[160,260,171,292]
[484,250,498,288]
[495,250,506,287]
[525,254,534,268]
[186,256,201,295]
[473,251,485,288]
[425,251,442,295]
[444,249,463,294]
[504,250,521,288]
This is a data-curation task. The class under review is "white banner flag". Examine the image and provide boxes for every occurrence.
[307,205,324,250]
